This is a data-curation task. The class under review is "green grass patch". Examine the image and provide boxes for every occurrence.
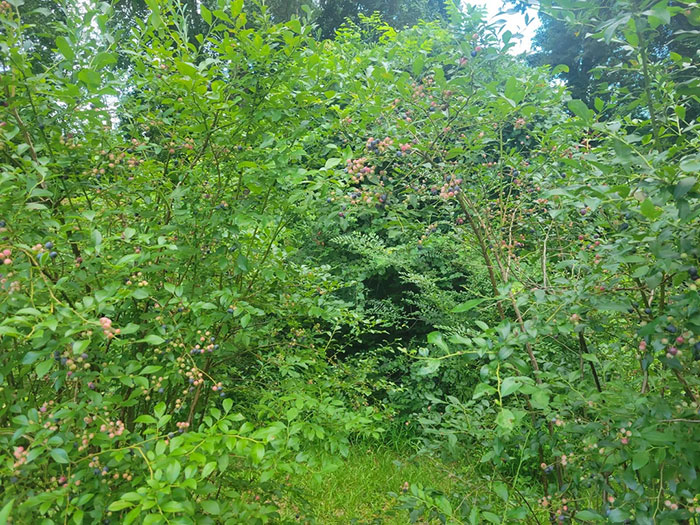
[280,445,468,523]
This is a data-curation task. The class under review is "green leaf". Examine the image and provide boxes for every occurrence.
[632,450,649,470]
[78,69,101,88]
[165,460,181,483]
[154,402,166,419]
[35,360,53,378]
[568,99,593,123]
[427,331,448,352]
[236,254,249,272]
[161,501,185,513]
[141,335,165,345]
[201,461,217,478]
[495,408,515,430]
[473,382,496,399]
[141,365,162,375]
[108,500,134,511]
[0,499,15,525]
[55,36,74,61]
[608,509,630,522]
[142,514,164,525]
[574,510,605,521]
[417,359,440,376]
[530,389,549,410]
[200,4,212,24]
[231,0,243,17]
[493,481,508,502]
[680,154,700,172]
[500,377,522,397]
[640,198,661,220]
[674,177,696,199]
[324,158,341,169]
[610,184,630,198]
[50,448,69,464]
[452,298,486,313]
[124,507,142,525]
[413,55,424,77]
[201,500,220,515]
[91,229,103,247]
[504,76,523,104]
[251,443,265,463]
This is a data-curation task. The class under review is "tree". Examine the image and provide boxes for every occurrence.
[507,0,700,111]
[314,0,449,39]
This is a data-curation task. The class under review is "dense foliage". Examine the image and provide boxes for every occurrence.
[1,0,699,523]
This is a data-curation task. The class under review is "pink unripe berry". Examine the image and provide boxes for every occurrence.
[3,258,11,265]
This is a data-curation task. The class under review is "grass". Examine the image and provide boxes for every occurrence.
[279,444,467,524]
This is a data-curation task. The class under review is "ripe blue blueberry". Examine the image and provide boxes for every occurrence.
[49,251,57,258]
[45,241,53,249]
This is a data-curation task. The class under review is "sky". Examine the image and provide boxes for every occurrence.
[462,0,540,54]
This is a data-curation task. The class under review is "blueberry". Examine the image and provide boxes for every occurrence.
[44,241,53,249]
[227,308,234,314]
[471,50,477,57]
[49,251,57,258]
[666,324,677,333]
[644,308,652,315]
[0,220,5,227]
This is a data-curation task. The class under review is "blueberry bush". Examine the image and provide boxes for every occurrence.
[1,0,699,523]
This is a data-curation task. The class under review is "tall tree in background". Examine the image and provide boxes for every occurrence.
[314,0,448,39]
[11,0,66,69]
[506,0,700,108]
[18,0,450,54]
